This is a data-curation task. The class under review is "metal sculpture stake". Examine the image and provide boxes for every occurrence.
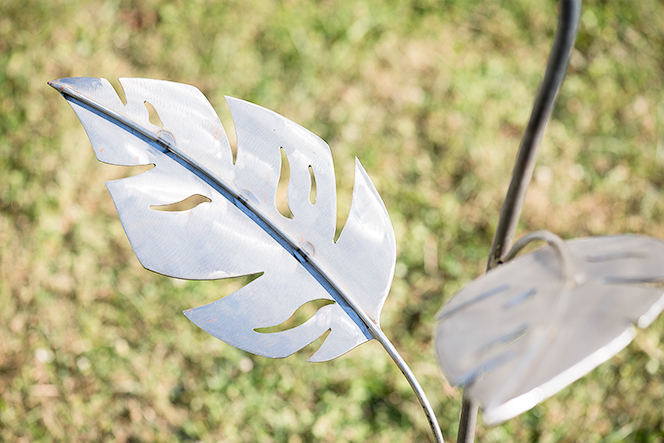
[438,0,664,441]
[48,78,445,442]
[457,1,582,439]
[487,0,582,270]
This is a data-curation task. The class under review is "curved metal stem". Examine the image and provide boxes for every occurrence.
[373,328,445,443]
[505,230,578,289]
[487,0,582,271]
[459,0,582,441]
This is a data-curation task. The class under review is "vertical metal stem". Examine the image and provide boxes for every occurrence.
[457,395,479,443]
[457,0,582,441]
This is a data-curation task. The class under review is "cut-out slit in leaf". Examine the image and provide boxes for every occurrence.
[150,194,211,212]
[50,77,396,364]
[145,101,163,127]
[504,289,537,308]
[480,325,528,354]
[585,251,647,263]
[212,96,238,164]
[113,164,155,178]
[435,234,664,425]
[255,299,335,333]
[605,277,664,288]
[109,78,127,105]
[438,283,510,320]
[309,165,317,204]
[277,147,293,219]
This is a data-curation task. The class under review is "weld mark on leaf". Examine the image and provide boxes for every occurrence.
[156,130,176,148]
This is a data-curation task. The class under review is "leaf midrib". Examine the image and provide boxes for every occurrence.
[50,79,378,341]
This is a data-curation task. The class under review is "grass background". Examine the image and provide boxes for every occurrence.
[1,0,664,441]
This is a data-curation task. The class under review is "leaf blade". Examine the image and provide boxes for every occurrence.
[435,235,664,424]
[51,76,396,361]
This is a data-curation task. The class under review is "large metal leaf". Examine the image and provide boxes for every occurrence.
[435,235,664,424]
[49,77,396,363]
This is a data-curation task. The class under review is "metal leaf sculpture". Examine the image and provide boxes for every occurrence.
[49,77,445,442]
[49,76,394,362]
[435,231,664,425]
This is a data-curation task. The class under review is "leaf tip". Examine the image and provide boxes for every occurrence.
[48,79,66,93]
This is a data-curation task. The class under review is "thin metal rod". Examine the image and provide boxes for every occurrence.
[504,230,577,287]
[373,328,445,443]
[458,0,582,441]
[487,0,582,270]
[457,395,479,443]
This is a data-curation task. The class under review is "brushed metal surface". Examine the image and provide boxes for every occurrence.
[49,77,397,363]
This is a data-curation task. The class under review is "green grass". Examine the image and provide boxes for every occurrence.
[1,0,664,441]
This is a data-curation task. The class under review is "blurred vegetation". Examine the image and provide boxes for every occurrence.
[1,0,664,441]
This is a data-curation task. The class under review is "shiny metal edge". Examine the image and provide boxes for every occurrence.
[637,292,664,329]
[483,327,636,425]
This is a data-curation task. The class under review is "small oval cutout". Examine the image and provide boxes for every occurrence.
[150,194,211,212]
